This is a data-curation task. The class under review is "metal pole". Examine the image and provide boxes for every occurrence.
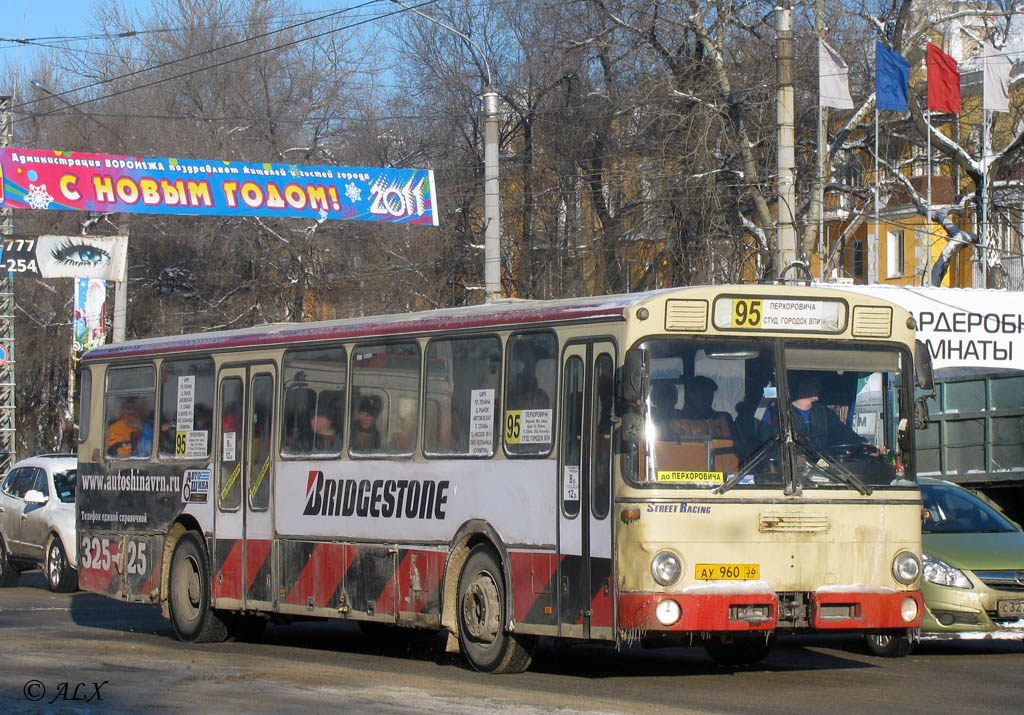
[482,90,501,301]
[0,96,17,469]
[776,3,797,275]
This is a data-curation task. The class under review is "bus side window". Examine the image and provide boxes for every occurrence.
[281,347,346,457]
[350,342,419,457]
[424,335,501,457]
[104,365,155,460]
[158,358,215,459]
[504,332,557,456]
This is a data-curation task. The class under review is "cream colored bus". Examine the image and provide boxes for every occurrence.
[75,284,928,671]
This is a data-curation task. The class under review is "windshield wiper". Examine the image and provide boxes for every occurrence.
[715,435,780,495]
[792,433,872,496]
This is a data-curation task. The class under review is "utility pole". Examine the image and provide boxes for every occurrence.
[776,1,798,275]
[0,96,18,469]
[391,2,501,301]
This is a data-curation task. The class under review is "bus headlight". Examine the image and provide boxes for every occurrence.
[651,551,682,586]
[892,551,921,585]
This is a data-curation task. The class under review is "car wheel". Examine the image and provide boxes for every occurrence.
[864,631,913,657]
[168,531,228,643]
[457,545,534,673]
[46,538,78,593]
[703,635,775,666]
[0,538,18,588]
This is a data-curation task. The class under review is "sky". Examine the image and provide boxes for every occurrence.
[1,0,342,86]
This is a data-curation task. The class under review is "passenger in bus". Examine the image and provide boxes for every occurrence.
[649,380,683,440]
[306,405,341,453]
[675,376,735,439]
[351,396,381,451]
[135,410,155,458]
[106,401,143,457]
[389,397,417,453]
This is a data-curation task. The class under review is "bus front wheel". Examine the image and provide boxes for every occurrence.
[168,531,228,643]
[457,545,534,673]
[864,631,913,657]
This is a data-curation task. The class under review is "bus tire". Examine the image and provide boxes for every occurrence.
[168,531,228,643]
[703,635,774,666]
[45,537,78,593]
[0,538,18,588]
[457,545,534,673]
[864,631,913,657]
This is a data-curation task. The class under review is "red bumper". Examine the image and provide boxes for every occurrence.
[618,589,923,632]
[811,589,923,629]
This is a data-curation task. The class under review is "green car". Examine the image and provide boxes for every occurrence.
[919,477,1024,640]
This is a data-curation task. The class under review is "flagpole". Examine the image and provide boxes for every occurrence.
[818,71,825,281]
[875,106,880,284]
[981,109,990,286]
[926,109,932,286]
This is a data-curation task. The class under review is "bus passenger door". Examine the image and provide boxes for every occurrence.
[212,366,276,612]
[557,340,615,639]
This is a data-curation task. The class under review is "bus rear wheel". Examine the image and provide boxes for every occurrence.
[703,635,774,666]
[457,545,534,673]
[168,531,228,643]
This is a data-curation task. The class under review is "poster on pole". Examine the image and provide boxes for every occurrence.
[73,278,107,354]
[4,235,128,280]
[0,148,438,226]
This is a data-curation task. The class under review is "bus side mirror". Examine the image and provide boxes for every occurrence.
[915,339,934,391]
[621,348,649,404]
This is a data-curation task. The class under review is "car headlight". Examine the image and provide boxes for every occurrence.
[892,551,921,585]
[651,551,682,586]
[922,552,973,589]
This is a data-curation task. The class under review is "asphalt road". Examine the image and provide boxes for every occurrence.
[1,571,1023,713]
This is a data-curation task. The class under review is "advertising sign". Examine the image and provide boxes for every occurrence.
[832,285,1024,371]
[1,148,438,225]
[5,235,128,280]
[73,278,107,354]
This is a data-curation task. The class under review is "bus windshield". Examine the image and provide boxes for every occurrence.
[638,338,912,490]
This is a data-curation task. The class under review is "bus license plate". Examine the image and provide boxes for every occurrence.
[695,564,760,580]
[996,599,1024,617]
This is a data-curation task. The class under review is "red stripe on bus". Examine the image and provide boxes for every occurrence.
[284,543,352,608]
[588,572,613,628]
[79,539,121,595]
[244,539,273,593]
[507,551,546,623]
[213,539,243,600]
[396,550,444,614]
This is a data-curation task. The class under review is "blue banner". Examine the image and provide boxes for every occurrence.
[1,148,438,226]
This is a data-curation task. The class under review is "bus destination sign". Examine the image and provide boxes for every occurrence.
[713,297,845,333]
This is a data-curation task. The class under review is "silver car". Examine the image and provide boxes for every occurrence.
[0,454,78,592]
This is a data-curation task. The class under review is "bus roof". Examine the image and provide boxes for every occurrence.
[81,283,909,362]
[81,288,676,362]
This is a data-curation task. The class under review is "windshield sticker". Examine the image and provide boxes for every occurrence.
[646,503,712,514]
[563,465,580,502]
[223,431,236,462]
[657,470,723,485]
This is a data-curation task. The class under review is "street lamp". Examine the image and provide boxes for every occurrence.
[391,2,501,302]
[30,79,128,343]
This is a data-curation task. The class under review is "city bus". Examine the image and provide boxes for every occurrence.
[75,284,929,671]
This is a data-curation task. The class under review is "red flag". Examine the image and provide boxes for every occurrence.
[927,43,961,113]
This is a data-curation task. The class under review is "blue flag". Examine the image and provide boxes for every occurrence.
[876,41,909,112]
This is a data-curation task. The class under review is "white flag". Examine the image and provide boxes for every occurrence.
[819,39,854,109]
[983,43,1012,113]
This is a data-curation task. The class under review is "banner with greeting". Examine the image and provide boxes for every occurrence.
[0,148,438,225]
[74,278,107,354]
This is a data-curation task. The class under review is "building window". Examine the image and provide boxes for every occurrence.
[887,230,905,278]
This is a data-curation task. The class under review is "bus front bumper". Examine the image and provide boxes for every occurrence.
[617,589,923,632]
